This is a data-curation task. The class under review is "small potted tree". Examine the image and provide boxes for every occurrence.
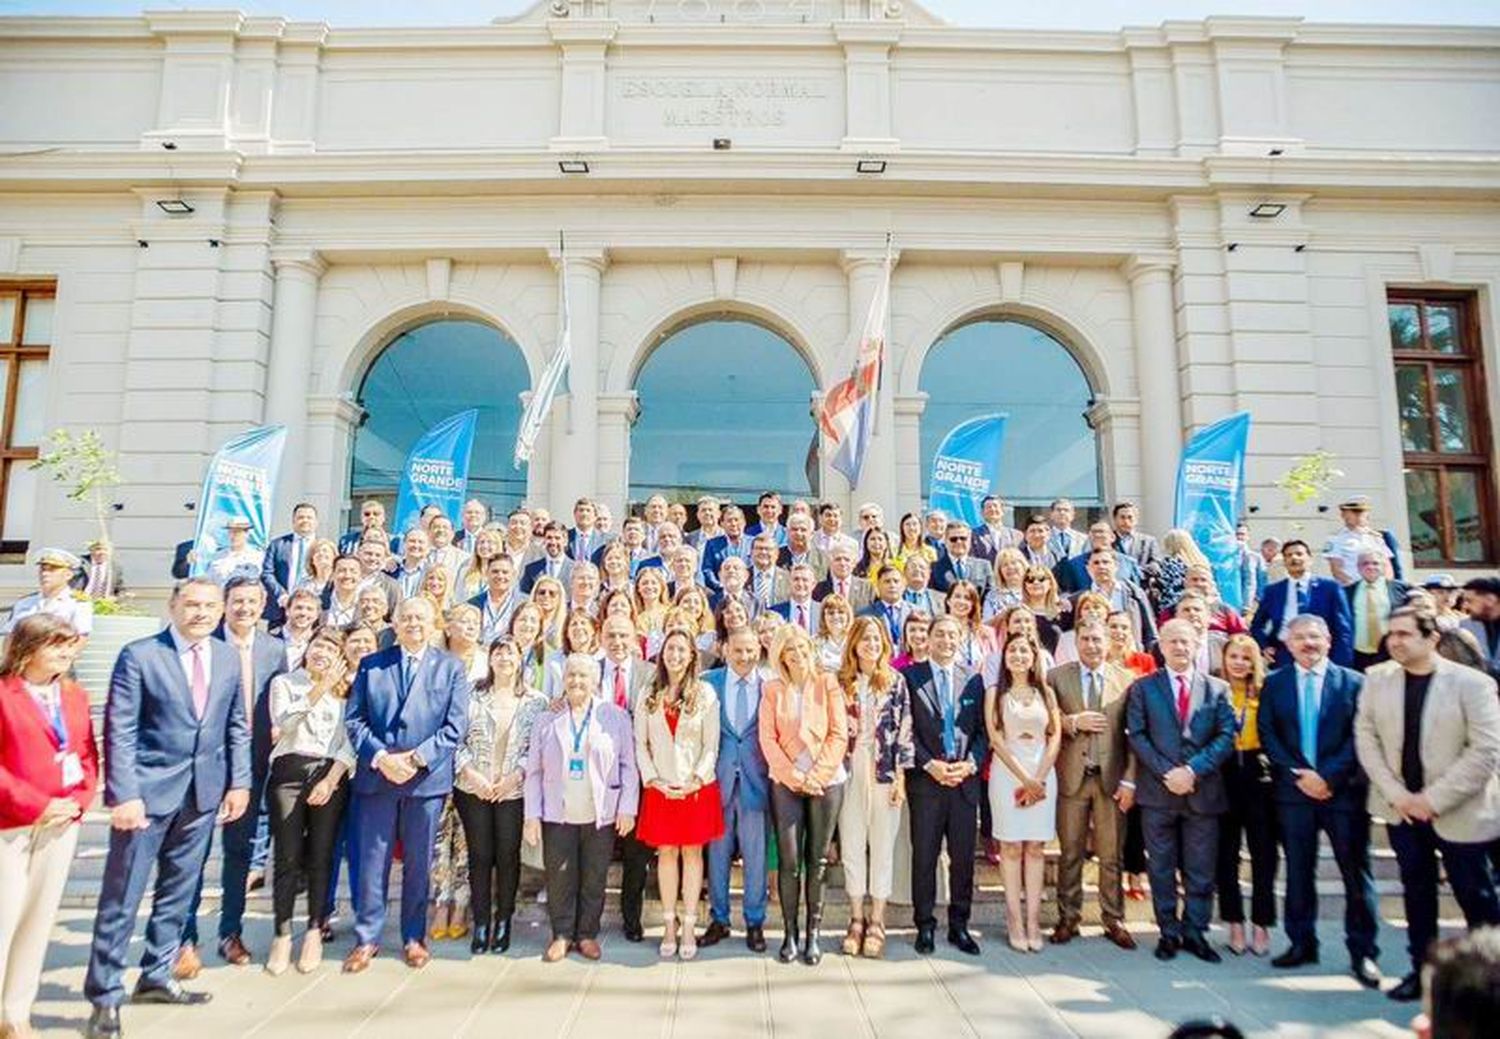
[30,429,158,699]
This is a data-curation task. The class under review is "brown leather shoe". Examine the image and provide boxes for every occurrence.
[172,943,202,981]
[218,934,252,966]
[342,944,378,974]
[1103,922,1138,951]
[1049,921,1078,945]
[403,941,431,969]
[542,938,569,962]
[576,938,602,960]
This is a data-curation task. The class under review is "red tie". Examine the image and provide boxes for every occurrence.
[1175,675,1191,727]
[796,603,807,631]
[837,579,846,599]
[613,665,627,710]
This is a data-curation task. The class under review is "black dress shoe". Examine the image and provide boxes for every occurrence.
[86,1005,122,1039]
[1181,934,1222,964]
[132,980,211,1006]
[491,918,512,954]
[471,924,490,954]
[1154,936,1180,961]
[1388,972,1423,1002]
[745,925,767,953]
[699,920,731,948]
[915,925,936,955]
[1351,957,1382,989]
[1271,942,1319,968]
[623,921,645,943]
[778,928,801,964]
[947,928,981,956]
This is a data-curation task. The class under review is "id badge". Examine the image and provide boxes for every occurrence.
[58,751,84,788]
[568,756,585,779]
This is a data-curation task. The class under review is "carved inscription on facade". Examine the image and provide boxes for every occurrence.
[618,77,829,128]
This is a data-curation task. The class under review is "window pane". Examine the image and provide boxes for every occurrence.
[1395,365,1432,452]
[1432,368,1474,453]
[1388,302,1420,351]
[19,297,52,346]
[0,359,9,437]
[1,461,37,542]
[0,297,15,344]
[1426,304,1460,354]
[1404,468,1443,565]
[1447,470,1487,563]
[11,360,47,447]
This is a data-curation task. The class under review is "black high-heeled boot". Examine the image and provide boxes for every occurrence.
[802,858,829,965]
[490,916,511,954]
[777,876,802,964]
[470,923,490,955]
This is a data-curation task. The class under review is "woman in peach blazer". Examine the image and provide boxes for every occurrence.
[758,624,847,966]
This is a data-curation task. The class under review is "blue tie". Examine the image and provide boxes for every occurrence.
[1296,580,1310,612]
[1299,669,1319,769]
[884,603,900,644]
[402,655,416,698]
[937,668,956,759]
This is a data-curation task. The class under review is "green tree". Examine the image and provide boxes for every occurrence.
[30,428,123,546]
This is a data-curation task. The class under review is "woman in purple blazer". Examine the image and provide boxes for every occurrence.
[523,653,639,963]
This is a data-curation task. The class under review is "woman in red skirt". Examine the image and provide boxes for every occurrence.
[633,627,725,960]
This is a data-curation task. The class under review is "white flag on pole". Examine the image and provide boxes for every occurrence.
[514,245,572,468]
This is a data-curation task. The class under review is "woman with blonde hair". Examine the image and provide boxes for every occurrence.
[598,542,633,596]
[457,527,503,600]
[529,574,568,648]
[444,603,487,683]
[509,602,562,701]
[982,548,1029,621]
[813,593,853,672]
[634,628,724,960]
[633,568,670,639]
[759,625,848,964]
[420,565,454,623]
[834,617,914,959]
[1157,528,1211,614]
[1215,633,1277,957]
[984,635,1061,952]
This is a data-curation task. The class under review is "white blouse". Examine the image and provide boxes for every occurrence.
[268,670,357,770]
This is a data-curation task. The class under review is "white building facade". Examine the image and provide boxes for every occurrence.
[0,0,1497,590]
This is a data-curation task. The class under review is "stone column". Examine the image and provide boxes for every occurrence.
[303,393,363,530]
[840,248,899,512]
[1124,255,1181,534]
[893,392,928,508]
[264,249,325,522]
[596,392,640,519]
[549,249,607,511]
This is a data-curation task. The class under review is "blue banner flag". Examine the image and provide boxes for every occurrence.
[393,409,478,536]
[927,415,1007,528]
[190,425,287,576]
[1174,411,1252,610]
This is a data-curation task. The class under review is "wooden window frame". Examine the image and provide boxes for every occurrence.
[0,282,55,556]
[1388,290,1496,566]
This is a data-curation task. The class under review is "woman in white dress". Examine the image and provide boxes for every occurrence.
[984,634,1061,953]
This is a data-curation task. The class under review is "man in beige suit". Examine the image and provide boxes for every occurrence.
[1048,618,1137,950]
[1354,606,1500,1002]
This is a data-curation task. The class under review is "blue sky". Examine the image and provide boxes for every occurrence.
[1,0,1497,28]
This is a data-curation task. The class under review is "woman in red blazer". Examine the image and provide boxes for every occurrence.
[0,613,98,1035]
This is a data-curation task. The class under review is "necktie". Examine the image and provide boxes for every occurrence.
[402,655,415,697]
[736,677,750,732]
[837,578,847,600]
[883,603,899,643]
[937,668,956,759]
[796,603,807,631]
[1084,670,1100,766]
[1175,674,1190,728]
[190,643,208,720]
[1299,670,1319,769]
[1296,580,1309,612]
[291,537,304,586]
[1362,583,1382,654]
[613,664,628,710]
[238,640,254,716]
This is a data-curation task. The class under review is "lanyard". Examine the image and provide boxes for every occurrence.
[568,702,594,759]
[35,687,68,749]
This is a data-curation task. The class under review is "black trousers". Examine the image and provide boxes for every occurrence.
[453,791,524,928]
[769,782,843,930]
[1388,821,1500,972]
[617,830,655,932]
[1280,801,1378,959]
[541,822,615,942]
[908,782,978,931]
[267,754,349,936]
[1142,807,1218,941]
[1215,751,1279,927]
[1123,805,1147,873]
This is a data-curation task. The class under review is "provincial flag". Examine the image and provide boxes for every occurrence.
[514,241,572,468]
[818,240,891,489]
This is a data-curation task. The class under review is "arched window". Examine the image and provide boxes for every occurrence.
[919,318,1100,508]
[630,318,817,503]
[351,319,530,509]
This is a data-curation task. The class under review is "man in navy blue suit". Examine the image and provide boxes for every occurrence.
[1249,539,1353,667]
[698,628,772,953]
[1125,618,1236,965]
[930,522,991,595]
[1257,614,1381,988]
[85,578,251,1039]
[701,505,752,591]
[520,520,574,593]
[341,596,470,973]
[745,490,788,547]
[259,501,319,629]
[859,567,914,647]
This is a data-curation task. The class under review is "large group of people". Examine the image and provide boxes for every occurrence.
[0,488,1498,1039]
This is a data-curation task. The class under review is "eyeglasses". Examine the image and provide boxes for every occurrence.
[1025,576,1049,584]
[947,536,969,544]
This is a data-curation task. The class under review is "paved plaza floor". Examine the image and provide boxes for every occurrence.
[32,910,1434,1038]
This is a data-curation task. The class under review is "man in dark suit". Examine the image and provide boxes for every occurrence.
[701,506,752,591]
[931,522,991,595]
[567,497,610,563]
[1067,548,1158,650]
[341,597,471,973]
[1257,614,1381,987]
[904,615,987,956]
[970,495,1023,564]
[179,577,288,975]
[1249,539,1354,667]
[84,578,251,1039]
[1111,501,1160,579]
[73,538,126,599]
[1344,549,1411,672]
[338,498,389,556]
[259,501,319,629]
[859,567,914,648]
[770,563,822,636]
[1125,618,1236,964]
[520,520,574,593]
[812,543,873,610]
[699,628,772,952]
[1017,514,1060,570]
[744,490,787,546]
[1056,522,1143,594]
[777,512,828,581]
[171,538,194,580]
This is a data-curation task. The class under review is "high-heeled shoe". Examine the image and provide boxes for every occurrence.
[1027,931,1044,953]
[659,913,678,959]
[1006,913,1027,953]
[490,917,512,954]
[680,916,698,961]
[296,929,323,974]
[471,924,490,955]
[265,936,292,976]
